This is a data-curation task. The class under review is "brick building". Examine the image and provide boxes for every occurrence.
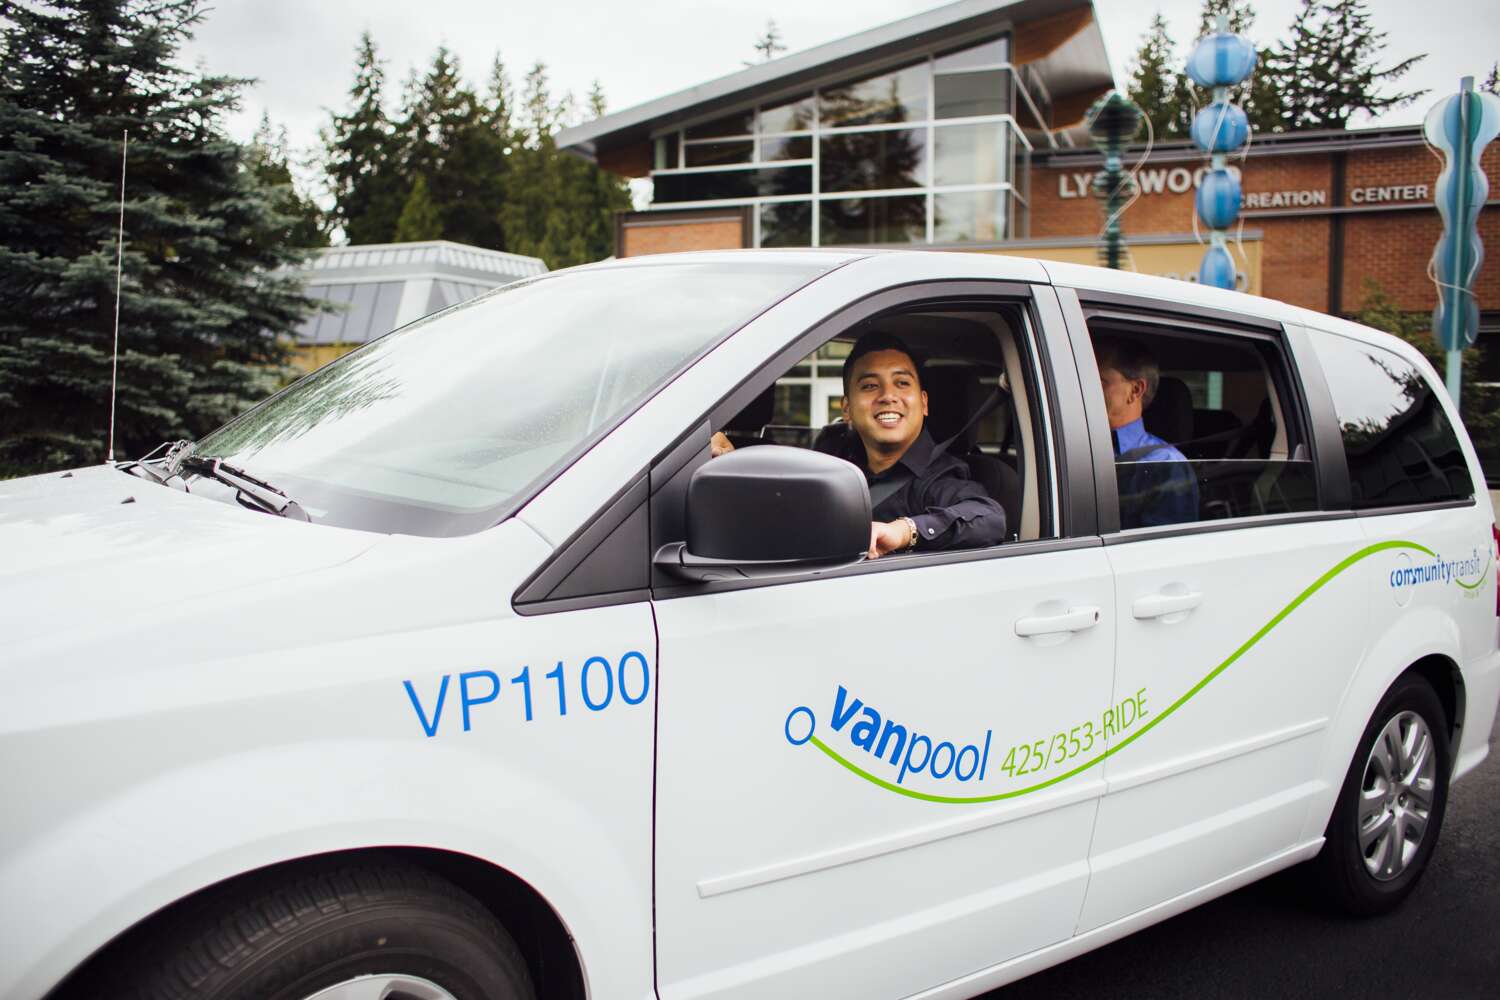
[559,0,1497,350]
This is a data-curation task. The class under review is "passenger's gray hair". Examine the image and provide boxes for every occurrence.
[1093,337,1160,407]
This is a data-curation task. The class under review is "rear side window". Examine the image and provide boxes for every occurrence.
[1085,314,1318,531]
[1312,334,1474,509]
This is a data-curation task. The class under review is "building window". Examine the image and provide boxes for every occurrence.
[646,33,1045,247]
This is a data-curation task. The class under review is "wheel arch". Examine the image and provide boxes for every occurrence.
[46,846,586,1000]
[1300,612,1466,846]
[1405,652,1466,744]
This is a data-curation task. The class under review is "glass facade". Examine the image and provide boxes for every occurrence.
[647,34,1046,247]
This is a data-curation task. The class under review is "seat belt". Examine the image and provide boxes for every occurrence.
[934,387,1006,459]
[868,468,914,508]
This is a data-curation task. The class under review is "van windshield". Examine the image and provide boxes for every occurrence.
[193,259,832,536]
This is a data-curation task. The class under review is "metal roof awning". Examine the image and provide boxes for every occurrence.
[559,0,1113,166]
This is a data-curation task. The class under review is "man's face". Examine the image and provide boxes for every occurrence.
[842,348,928,455]
[1099,364,1146,430]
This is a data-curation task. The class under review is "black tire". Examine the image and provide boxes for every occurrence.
[1313,672,1451,916]
[118,859,535,1000]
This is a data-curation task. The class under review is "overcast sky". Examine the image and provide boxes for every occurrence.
[179,0,1494,166]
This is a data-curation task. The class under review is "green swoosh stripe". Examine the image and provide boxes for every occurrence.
[807,539,1438,805]
[1454,556,1490,591]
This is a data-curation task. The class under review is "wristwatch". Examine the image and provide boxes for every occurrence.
[901,516,920,550]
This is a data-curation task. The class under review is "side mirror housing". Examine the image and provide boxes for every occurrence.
[655,445,871,582]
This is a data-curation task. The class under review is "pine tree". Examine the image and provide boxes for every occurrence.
[393,47,509,249]
[1194,0,1254,36]
[750,20,786,64]
[587,79,608,119]
[501,64,630,268]
[1272,0,1426,131]
[1126,13,1183,140]
[247,114,329,248]
[324,32,404,244]
[394,174,442,242]
[0,0,318,476]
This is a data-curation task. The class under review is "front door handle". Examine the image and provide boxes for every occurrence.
[1132,591,1203,619]
[1015,606,1101,637]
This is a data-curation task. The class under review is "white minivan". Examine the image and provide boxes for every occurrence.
[3,250,1497,1000]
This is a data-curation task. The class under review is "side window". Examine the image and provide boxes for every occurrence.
[714,302,1052,545]
[1311,333,1475,509]
[1085,316,1319,530]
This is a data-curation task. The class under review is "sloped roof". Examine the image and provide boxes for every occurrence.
[286,241,547,346]
[559,0,1112,161]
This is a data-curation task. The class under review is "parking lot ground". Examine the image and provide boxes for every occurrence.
[987,706,1500,1000]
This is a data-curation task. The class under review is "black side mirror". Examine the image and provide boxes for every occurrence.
[654,445,871,582]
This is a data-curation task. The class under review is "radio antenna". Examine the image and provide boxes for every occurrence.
[106,129,127,464]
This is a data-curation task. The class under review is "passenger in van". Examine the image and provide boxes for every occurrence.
[711,332,1006,558]
[1094,337,1199,529]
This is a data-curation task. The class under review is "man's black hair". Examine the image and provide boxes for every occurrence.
[841,330,923,391]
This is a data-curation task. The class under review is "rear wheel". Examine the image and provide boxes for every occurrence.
[119,860,534,1000]
[1314,673,1451,916]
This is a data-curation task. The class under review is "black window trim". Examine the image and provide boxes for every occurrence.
[1354,498,1478,517]
[1058,286,1331,542]
[648,278,1101,600]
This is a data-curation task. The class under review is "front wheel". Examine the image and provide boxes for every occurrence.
[1313,673,1451,916]
[119,860,535,1000]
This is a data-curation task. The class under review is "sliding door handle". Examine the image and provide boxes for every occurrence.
[1015,606,1101,637]
[1132,591,1203,619]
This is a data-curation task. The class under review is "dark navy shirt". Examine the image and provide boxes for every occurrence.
[1113,418,1198,529]
[822,426,1007,550]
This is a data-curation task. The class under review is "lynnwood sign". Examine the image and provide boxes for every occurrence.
[1060,165,1327,208]
[1057,165,1328,208]
[1056,165,1248,199]
[1059,166,1434,211]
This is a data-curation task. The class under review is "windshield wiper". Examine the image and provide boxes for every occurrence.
[115,439,190,485]
[178,455,311,521]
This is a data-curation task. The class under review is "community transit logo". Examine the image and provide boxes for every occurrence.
[1388,548,1488,592]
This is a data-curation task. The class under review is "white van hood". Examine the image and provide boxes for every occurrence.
[0,465,380,647]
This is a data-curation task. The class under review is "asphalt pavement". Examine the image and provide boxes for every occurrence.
[986,703,1500,1000]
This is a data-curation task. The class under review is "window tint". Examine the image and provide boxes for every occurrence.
[1312,334,1474,508]
[1088,320,1318,530]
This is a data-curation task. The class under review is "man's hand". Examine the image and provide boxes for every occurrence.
[868,519,914,559]
[710,431,735,458]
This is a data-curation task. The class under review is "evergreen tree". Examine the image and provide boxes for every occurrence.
[247,113,329,248]
[393,47,508,248]
[1126,13,1184,140]
[1482,62,1498,96]
[1273,0,1426,131]
[324,32,404,244]
[749,20,786,65]
[0,0,317,476]
[587,79,608,119]
[394,174,442,242]
[500,64,630,268]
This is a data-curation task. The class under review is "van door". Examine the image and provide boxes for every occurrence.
[1062,298,1370,932]
[650,287,1115,999]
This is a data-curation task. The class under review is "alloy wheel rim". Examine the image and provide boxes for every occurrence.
[1358,709,1437,882]
[301,975,459,1000]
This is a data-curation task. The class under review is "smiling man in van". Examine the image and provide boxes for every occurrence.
[712,331,1006,557]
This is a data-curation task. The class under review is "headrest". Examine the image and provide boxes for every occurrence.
[1145,376,1193,443]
